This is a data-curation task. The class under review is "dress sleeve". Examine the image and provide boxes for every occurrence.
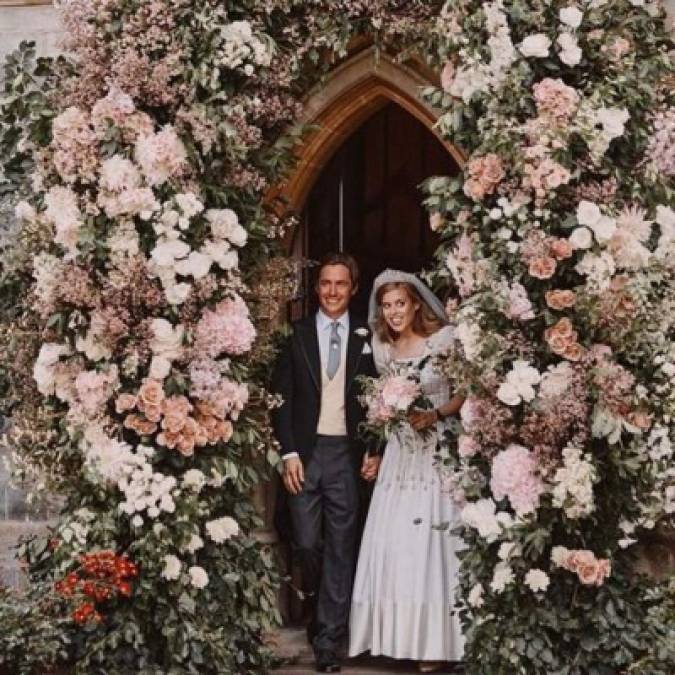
[371,334,392,375]
[428,325,457,355]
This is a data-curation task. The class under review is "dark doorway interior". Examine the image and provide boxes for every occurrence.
[294,101,460,317]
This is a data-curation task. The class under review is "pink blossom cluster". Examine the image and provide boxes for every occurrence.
[194,294,256,358]
[490,443,545,516]
[460,396,515,452]
[522,149,571,201]
[91,87,154,143]
[363,372,422,426]
[503,282,535,321]
[75,367,119,417]
[552,546,611,586]
[532,78,579,122]
[645,107,675,177]
[445,233,477,297]
[463,153,505,201]
[51,107,99,183]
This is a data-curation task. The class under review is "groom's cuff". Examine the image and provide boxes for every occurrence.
[281,451,299,461]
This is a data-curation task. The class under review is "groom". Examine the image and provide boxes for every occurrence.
[272,252,381,673]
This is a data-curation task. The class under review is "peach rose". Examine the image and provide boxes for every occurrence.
[157,430,179,449]
[162,414,187,434]
[549,238,573,260]
[115,393,137,414]
[627,411,652,430]
[124,414,157,436]
[565,549,595,572]
[562,342,584,361]
[545,290,576,310]
[529,256,557,279]
[547,333,571,354]
[577,559,601,585]
[551,317,575,339]
[138,379,165,410]
[162,395,192,418]
[143,403,163,423]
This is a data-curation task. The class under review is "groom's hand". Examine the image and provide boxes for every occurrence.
[282,456,305,494]
[360,454,381,482]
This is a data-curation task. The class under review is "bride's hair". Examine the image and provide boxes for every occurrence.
[373,281,444,343]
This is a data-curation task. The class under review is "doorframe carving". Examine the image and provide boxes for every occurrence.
[272,47,466,216]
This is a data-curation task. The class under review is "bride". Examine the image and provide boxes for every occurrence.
[349,269,465,672]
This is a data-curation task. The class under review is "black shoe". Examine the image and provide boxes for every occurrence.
[315,650,341,673]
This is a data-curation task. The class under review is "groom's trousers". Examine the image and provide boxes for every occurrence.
[288,435,360,654]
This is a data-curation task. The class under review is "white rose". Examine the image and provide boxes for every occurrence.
[189,565,209,589]
[569,227,593,250]
[468,583,485,608]
[498,541,519,560]
[559,6,583,28]
[184,533,204,554]
[524,568,550,593]
[497,381,521,406]
[149,355,172,380]
[550,546,569,567]
[489,208,503,220]
[596,107,629,137]
[656,205,675,229]
[174,250,212,279]
[151,239,191,267]
[559,45,582,66]
[182,469,206,492]
[490,562,515,593]
[160,494,176,513]
[207,208,239,239]
[131,514,144,528]
[206,516,241,543]
[519,34,552,58]
[164,282,192,306]
[162,554,182,581]
[228,224,248,247]
[589,215,617,244]
[576,200,602,227]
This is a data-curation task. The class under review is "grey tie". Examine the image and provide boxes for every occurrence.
[326,321,341,380]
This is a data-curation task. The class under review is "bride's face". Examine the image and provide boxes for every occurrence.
[380,287,419,336]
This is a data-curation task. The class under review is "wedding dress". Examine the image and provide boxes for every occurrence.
[349,325,465,662]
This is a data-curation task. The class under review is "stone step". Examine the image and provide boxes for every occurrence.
[270,628,463,674]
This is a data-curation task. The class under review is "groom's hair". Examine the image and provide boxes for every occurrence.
[316,252,360,289]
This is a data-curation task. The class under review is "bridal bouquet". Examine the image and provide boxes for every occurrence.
[358,359,434,444]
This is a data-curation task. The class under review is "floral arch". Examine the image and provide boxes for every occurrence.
[0,2,673,675]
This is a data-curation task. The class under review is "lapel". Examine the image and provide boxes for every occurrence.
[297,315,321,391]
[345,311,366,393]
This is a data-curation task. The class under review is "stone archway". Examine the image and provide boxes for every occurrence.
[272,46,465,219]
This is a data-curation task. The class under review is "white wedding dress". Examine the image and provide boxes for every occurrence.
[349,326,465,662]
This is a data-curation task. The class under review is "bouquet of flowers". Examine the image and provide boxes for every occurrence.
[358,358,435,445]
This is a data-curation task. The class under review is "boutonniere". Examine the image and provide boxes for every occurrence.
[354,327,369,338]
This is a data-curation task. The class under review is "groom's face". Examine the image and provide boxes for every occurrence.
[316,264,357,319]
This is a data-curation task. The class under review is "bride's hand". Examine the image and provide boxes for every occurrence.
[408,409,438,431]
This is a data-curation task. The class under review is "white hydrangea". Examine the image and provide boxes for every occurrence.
[568,226,593,250]
[575,251,616,290]
[551,447,597,518]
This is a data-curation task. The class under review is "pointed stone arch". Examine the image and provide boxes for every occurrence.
[275,46,465,214]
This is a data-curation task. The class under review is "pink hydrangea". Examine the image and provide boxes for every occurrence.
[532,78,579,121]
[194,294,256,358]
[490,444,545,516]
[458,434,480,458]
[504,282,535,321]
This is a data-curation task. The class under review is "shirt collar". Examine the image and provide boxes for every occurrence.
[316,309,349,331]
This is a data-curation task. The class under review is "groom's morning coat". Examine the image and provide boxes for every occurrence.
[272,312,378,464]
